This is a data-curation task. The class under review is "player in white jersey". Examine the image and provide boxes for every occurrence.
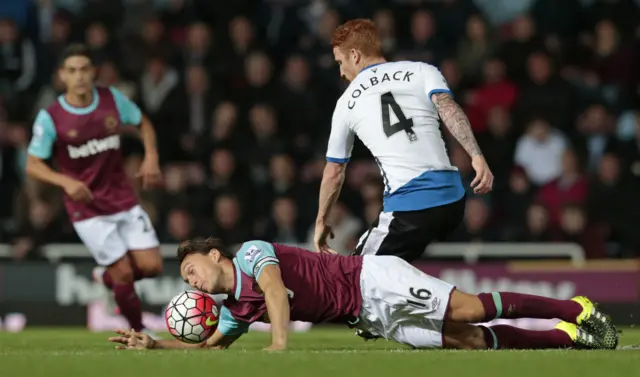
[313,19,494,261]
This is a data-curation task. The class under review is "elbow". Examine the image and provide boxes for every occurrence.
[265,285,289,303]
[324,162,346,182]
[25,157,36,176]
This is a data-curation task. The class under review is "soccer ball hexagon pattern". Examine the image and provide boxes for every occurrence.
[165,291,219,343]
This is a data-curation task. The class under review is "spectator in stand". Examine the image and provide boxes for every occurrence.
[397,9,444,64]
[0,18,36,101]
[211,193,253,246]
[558,203,607,259]
[500,166,535,240]
[478,107,517,192]
[456,14,497,85]
[372,9,397,58]
[514,51,575,132]
[439,58,465,101]
[499,14,545,84]
[515,117,567,186]
[451,198,495,243]
[537,149,589,225]
[465,58,518,133]
[162,208,195,243]
[264,196,307,244]
[574,103,619,171]
[520,202,554,242]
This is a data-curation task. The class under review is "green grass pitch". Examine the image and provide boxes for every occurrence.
[0,328,639,377]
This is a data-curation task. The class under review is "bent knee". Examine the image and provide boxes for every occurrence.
[140,262,163,277]
[131,248,163,277]
[107,260,135,285]
[447,290,485,323]
[443,323,487,350]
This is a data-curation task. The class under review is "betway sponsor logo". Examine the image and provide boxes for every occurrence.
[56,264,189,305]
[439,269,576,299]
[67,135,120,159]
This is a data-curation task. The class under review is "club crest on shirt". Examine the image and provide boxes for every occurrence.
[67,129,78,138]
[244,246,262,263]
[104,114,118,132]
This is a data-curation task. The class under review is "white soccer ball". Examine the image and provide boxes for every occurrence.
[165,290,219,343]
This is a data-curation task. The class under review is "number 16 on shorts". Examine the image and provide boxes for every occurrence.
[407,287,438,312]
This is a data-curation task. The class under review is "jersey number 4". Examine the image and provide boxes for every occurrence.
[380,92,417,142]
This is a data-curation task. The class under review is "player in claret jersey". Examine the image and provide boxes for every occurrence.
[26,44,163,337]
[108,238,618,351]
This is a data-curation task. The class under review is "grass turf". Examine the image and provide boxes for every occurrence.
[0,327,639,377]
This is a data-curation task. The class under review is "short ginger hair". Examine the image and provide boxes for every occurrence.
[331,19,383,57]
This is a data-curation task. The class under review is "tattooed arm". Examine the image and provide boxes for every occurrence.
[431,92,494,194]
[431,92,483,158]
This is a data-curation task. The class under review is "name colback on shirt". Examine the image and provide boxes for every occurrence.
[347,69,415,109]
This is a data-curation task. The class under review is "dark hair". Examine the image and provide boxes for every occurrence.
[177,237,234,263]
[58,44,93,68]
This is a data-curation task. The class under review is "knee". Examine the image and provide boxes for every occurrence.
[443,323,488,350]
[108,262,134,285]
[462,326,489,350]
[447,290,485,323]
[135,249,163,277]
[140,262,163,277]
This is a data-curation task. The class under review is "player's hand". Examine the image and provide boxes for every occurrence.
[108,329,156,350]
[470,156,494,195]
[137,155,162,190]
[313,222,338,255]
[62,178,93,202]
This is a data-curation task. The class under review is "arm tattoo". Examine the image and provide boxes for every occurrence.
[432,93,483,158]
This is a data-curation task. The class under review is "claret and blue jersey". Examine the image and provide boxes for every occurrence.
[217,241,364,337]
[26,86,143,220]
[27,86,142,160]
[217,241,279,336]
[326,61,465,212]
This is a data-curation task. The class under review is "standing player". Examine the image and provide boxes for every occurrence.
[26,44,163,336]
[314,19,493,260]
[108,238,618,351]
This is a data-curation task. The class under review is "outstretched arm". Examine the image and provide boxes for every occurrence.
[431,92,493,194]
[108,329,240,350]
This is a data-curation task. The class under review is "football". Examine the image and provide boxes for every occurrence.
[165,291,219,343]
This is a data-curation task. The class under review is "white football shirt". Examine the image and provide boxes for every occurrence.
[326,61,465,212]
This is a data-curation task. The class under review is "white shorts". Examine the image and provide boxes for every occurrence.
[73,205,159,266]
[358,256,455,349]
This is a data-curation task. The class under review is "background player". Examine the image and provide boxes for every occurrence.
[314,19,493,260]
[26,44,163,336]
[108,238,618,351]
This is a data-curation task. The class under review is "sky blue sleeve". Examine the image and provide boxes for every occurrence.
[27,110,57,159]
[235,241,279,280]
[217,306,250,336]
[109,86,142,126]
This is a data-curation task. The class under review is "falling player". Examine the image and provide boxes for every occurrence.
[26,44,163,336]
[108,238,618,351]
[314,19,493,260]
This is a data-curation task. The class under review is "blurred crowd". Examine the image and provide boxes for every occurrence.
[1,0,640,260]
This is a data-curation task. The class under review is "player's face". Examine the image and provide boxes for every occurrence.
[333,47,360,82]
[180,250,226,294]
[59,56,95,96]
